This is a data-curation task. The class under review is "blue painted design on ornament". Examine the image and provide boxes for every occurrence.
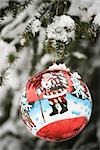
[85,109,88,112]
[66,93,92,108]
[74,100,78,104]
[65,93,92,117]
[28,98,52,126]
[72,111,80,115]
[27,92,92,128]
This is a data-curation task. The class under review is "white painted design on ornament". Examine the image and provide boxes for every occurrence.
[71,72,88,99]
[43,89,67,99]
[40,72,68,99]
[20,88,33,112]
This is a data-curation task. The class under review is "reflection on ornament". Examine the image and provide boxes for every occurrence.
[19,63,92,142]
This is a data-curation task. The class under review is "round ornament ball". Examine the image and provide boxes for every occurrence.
[19,63,92,142]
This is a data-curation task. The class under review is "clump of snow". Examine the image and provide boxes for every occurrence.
[0,40,16,72]
[20,37,26,46]
[46,15,75,45]
[6,47,33,90]
[31,19,41,36]
[48,63,70,71]
[68,0,100,24]
[37,27,46,55]
[93,13,100,26]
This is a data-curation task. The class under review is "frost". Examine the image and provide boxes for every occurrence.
[46,15,75,45]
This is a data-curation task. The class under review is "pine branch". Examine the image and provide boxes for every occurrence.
[21,2,50,45]
[0,0,33,18]
[75,19,97,42]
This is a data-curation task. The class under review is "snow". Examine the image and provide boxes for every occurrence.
[48,63,70,71]
[0,0,99,148]
[20,37,26,46]
[1,11,28,39]
[0,40,16,72]
[0,2,36,39]
[0,0,9,9]
[31,19,41,36]
[37,27,46,55]
[93,13,100,26]
[46,15,75,45]
[68,0,100,23]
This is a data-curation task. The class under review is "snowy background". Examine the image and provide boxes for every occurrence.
[0,0,100,149]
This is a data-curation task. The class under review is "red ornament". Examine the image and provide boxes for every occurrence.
[20,63,92,142]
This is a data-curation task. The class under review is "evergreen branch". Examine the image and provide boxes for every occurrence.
[21,2,50,45]
[0,0,33,18]
[7,52,18,64]
[75,20,97,42]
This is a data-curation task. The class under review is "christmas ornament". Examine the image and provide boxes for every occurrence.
[19,63,92,142]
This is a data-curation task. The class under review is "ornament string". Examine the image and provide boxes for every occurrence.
[56,0,60,16]
[51,48,56,64]
[51,0,60,64]
[63,1,67,15]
